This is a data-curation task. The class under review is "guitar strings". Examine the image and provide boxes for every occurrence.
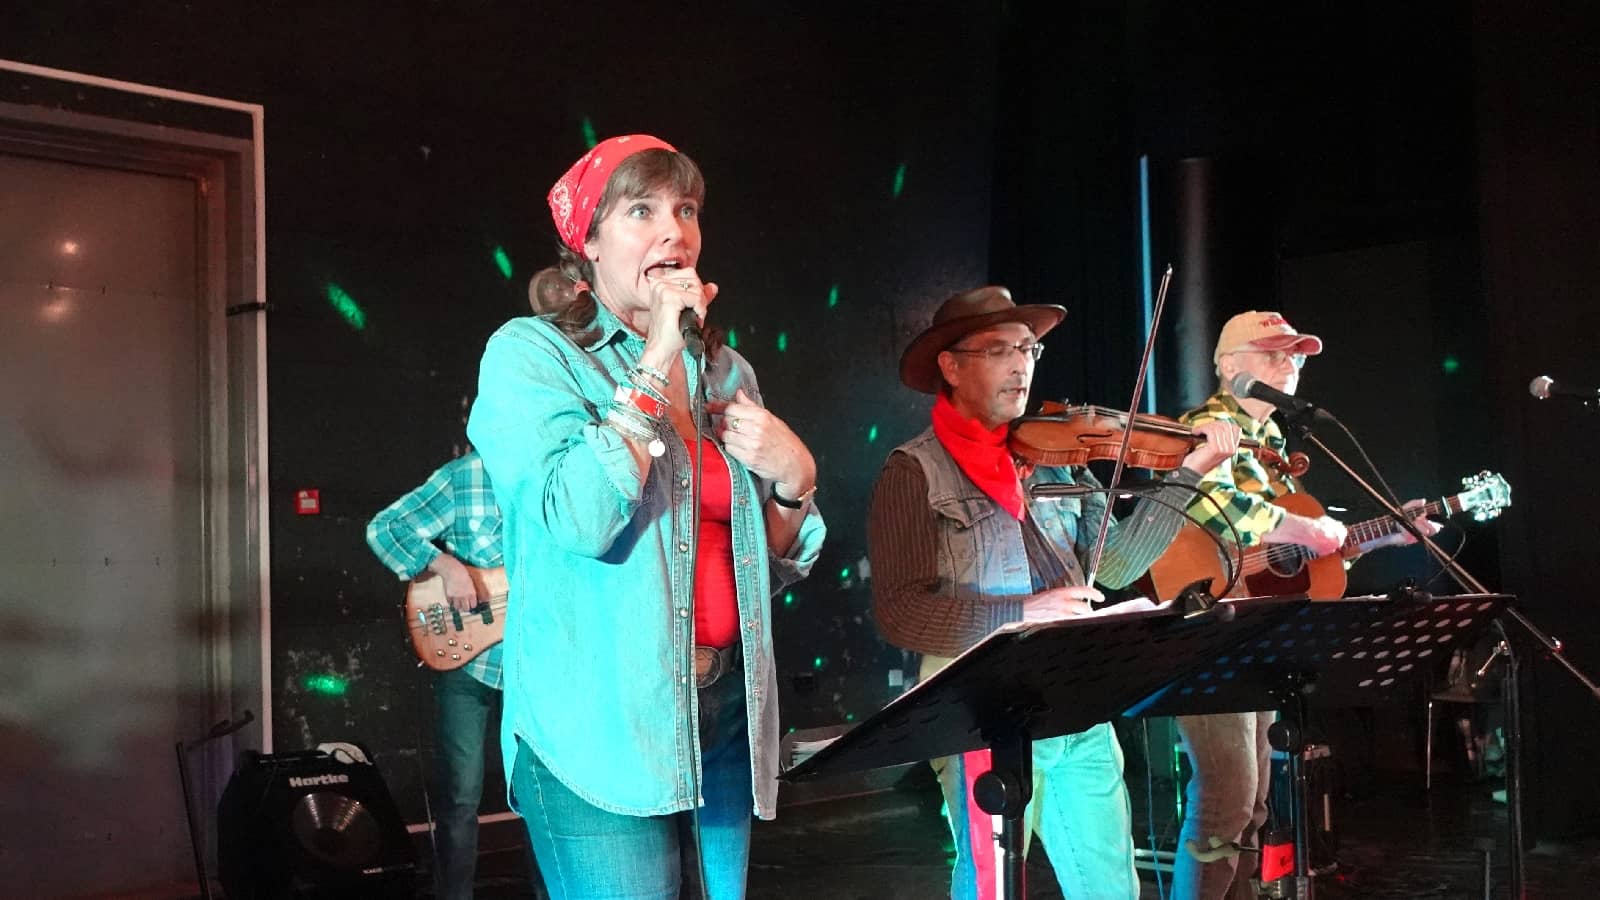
[407,596,512,633]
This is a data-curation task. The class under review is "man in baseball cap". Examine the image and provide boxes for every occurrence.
[1172,310,1438,900]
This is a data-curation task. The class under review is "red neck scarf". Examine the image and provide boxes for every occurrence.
[931,392,1025,521]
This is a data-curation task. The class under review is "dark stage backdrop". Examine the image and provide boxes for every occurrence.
[1474,0,1600,839]
[6,0,1599,844]
[992,0,1500,601]
[0,1,1002,822]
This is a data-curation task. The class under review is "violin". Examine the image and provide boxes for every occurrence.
[1008,401,1310,477]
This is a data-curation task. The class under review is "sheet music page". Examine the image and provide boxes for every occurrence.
[1081,596,1171,618]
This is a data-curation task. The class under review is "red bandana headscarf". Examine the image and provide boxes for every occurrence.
[931,392,1027,521]
[547,134,677,253]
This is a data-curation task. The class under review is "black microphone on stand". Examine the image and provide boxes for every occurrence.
[679,307,704,357]
[1529,375,1599,402]
[1228,372,1333,424]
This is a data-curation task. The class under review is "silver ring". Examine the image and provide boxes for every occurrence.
[728,416,741,432]
[676,280,692,290]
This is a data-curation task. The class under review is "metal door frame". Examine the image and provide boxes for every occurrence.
[0,60,272,764]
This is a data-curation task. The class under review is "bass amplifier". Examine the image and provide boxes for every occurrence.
[217,748,416,899]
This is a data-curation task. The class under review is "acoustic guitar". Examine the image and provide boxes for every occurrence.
[404,564,508,671]
[1145,471,1511,600]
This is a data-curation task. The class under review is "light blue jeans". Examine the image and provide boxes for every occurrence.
[931,722,1139,900]
[510,669,752,900]
[1173,711,1275,900]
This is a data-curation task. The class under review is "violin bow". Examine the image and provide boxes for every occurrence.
[1084,263,1174,585]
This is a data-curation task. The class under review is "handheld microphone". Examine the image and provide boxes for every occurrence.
[679,307,704,357]
[1529,375,1599,401]
[1228,372,1332,423]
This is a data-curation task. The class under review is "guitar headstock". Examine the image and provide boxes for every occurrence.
[1459,470,1512,522]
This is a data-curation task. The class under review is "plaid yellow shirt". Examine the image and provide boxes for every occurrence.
[1178,391,1299,547]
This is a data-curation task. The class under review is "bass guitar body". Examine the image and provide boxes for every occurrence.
[404,565,508,671]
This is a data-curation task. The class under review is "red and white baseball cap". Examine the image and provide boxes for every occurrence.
[1213,310,1324,364]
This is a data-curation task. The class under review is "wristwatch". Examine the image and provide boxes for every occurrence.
[771,483,817,509]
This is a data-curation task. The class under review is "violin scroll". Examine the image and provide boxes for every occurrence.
[1256,447,1311,477]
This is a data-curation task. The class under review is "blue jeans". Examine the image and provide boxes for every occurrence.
[931,722,1139,900]
[1173,712,1274,900]
[510,668,753,900]
[434,668,502,900]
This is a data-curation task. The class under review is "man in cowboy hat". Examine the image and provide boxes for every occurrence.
[867,285,1242,900]
[1170,311,1439,900]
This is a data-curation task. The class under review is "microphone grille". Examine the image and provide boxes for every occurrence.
[1529,375,1554,400]
[1228,372,1257,397]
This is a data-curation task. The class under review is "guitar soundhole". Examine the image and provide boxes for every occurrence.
[1266,546,1309,578]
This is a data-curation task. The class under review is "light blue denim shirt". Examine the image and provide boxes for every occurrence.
[467,305,825,820]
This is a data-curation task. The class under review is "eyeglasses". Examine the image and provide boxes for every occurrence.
[1233,348,1306,369]
[947,341,1045,362]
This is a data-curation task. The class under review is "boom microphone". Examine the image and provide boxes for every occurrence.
[1228,372,1331,423]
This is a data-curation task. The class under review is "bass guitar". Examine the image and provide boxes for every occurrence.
[1145,471,1511,600]
[404,565,508,671]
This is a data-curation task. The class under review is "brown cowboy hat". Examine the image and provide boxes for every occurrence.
[898,286,1067,393]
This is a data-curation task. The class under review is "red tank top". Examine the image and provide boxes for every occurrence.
[686,436,739,648]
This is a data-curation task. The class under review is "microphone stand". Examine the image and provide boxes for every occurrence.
[682,330,712,900]
[1281,410,1600,900]
[176,710,255,900]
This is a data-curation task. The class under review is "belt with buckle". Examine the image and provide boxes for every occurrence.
[694,644,739,689]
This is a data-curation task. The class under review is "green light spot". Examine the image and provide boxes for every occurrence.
[783,591,795,607]
[867,424,879,443]
[839,567,851,581]
[1442,355,1461,375]
[827,284,840,308]
[581,117,598,149]
[813,656,825,670]
[845,712,856,722]
[776,332,788,353]
[301,673,347,697]
[492,246,513,280]
[891,163,907,198]
[727,330,738,349]
[324,283,366,331]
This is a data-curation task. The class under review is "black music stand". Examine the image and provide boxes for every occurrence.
[1127,593,1512,900]
[782,596,1307,899]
